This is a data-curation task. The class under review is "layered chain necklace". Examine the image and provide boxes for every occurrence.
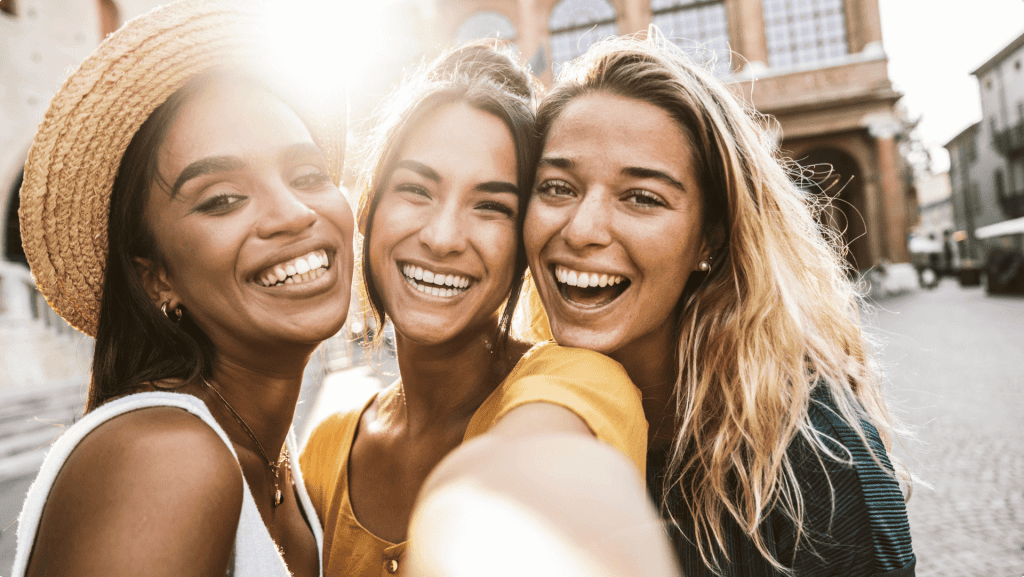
[203,379,291,507]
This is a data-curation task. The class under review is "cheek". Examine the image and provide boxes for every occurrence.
[481,222,519,286]
[157,226,243,315]
[523,202,559,258]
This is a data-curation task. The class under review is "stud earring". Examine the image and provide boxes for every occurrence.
[698,260,711,272]
[161,301,182,323]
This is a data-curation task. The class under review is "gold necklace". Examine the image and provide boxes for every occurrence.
[203,379,290,507]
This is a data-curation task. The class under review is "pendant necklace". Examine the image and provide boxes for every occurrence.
[203,379,290,507]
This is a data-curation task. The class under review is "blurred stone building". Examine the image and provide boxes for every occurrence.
[0,0,162,387]
[944,31,1024,291]
[434,0,916,270]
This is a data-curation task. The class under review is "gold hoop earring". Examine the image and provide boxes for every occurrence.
[160,301,182,323]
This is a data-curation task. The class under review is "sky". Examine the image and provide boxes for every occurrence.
[879,0,1024,173]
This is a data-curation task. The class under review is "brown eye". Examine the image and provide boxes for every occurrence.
[291,170,332,189]
[195,194,247,214]
[536,179,574,198]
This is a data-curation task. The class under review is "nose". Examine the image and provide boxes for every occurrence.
[255,180,317,239]
[561,188,612,249]
[418,199,467,258]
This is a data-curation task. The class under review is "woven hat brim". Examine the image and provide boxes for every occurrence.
[19,0,347,337]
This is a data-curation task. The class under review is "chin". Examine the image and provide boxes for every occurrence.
[548,321,621,356]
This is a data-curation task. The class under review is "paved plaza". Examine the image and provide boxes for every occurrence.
[0,281,1021,575]
[866,280,1024,576]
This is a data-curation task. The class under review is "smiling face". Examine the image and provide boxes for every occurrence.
[144,78,354,359]
[525,93,708,365]
[369,102,520,348]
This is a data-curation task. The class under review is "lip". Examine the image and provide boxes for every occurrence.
[247,242,340,296]
[398,259,478,282]
[397,260,476,300]
[545,260,632,311]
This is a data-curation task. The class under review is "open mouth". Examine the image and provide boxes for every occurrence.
[254,249,329,287]
[401,263,473,298]
[553,264,630,308]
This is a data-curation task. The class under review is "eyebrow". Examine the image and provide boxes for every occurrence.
[394,159,441,182]
[476,181,519,195]
[171,156,245,198]
[395,160,518,195]
[280,142,327,164]
[537,157,574,170]
[622,166,687,193]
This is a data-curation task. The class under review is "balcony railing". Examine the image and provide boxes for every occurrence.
[993,121,1024,156]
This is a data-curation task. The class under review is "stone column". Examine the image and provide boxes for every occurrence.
[623,0,650,34]
[869,120,910,263]
[731,0,768,70]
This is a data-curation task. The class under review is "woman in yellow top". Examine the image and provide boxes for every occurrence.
[301,43,677,576]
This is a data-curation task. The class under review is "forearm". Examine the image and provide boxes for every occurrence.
[407,433,680,577]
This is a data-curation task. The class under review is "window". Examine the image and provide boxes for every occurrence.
[454,11,517,43]
[995,170,1006,200]
[762,0,848,70]
[548,0,619,73]
[1,0,15,16]
[652,0,731,75]
[1018,102,1024,123]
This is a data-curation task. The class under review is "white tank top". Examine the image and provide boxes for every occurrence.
[10,391,323,576]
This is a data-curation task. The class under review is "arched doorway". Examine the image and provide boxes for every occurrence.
[795,148,869,272]
[4,170,26,266]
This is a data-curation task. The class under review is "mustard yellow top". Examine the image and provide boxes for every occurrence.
[300,342,647,577]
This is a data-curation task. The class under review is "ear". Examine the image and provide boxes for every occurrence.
[134,257,179,309]
[696,223,726,270]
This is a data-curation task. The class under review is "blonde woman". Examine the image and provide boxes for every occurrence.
[302,43,677,577]
[521,35,916,576]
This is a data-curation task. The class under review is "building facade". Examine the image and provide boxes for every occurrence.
[433,0,915,270]
[970,31,1024,241]
[0,0,163,386]
[942,32,1024,282]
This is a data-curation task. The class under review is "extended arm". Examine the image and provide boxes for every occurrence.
[406,404,679,577]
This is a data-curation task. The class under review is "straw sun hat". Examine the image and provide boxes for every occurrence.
[19,0,347,338]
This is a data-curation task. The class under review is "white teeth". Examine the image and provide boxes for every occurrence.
[256,250,329,287]
[400,263,473,298]
[555,265,625,289]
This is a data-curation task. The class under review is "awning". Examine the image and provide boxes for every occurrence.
[976,216,1024,239]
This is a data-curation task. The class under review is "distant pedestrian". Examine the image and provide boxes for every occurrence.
[521,32,917,576]
[11,1,352,575]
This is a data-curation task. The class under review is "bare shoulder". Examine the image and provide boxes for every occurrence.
[26,406,243,577]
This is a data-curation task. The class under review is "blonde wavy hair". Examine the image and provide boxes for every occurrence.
[523,32,907,571]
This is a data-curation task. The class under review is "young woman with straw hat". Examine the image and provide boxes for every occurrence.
[520,34,916,576]
[12,1,351,575]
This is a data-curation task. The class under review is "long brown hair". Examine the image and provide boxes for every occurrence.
[532,33,907,571]
[355,41,540,352]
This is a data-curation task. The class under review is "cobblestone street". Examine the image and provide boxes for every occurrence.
[867,280,1024,576]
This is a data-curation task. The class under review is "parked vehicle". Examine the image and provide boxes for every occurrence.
[975,217,1024,295]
